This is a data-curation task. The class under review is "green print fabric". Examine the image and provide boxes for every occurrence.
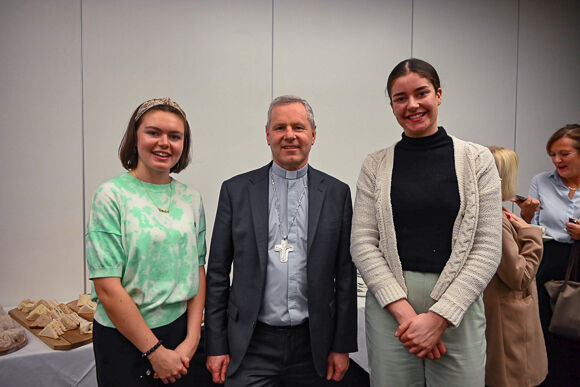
[86,173,206,328]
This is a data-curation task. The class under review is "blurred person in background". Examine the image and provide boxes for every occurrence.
[515,123,580,386]
[484,146,547,387]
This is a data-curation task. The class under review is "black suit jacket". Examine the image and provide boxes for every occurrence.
[205,163,357,377]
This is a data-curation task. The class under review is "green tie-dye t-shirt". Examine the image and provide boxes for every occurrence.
[86,173,206,328]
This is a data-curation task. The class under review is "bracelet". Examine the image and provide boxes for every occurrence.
[142,340,162,358]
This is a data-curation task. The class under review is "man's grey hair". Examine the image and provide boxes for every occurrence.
[266,95,316,130]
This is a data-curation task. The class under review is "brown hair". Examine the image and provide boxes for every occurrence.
[386,58,441,103]
[546,124,580,154]
[119,103,191,173]
[488,146,519,201]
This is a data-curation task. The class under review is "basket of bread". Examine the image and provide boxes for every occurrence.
[0,305,28,356]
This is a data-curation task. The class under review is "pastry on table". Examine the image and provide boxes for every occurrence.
[30,312,52,328]
[26,304,50,321]
[77,294,92,307]
[38,320,65,339]
[79,321,93,335]
[60,314,81,331]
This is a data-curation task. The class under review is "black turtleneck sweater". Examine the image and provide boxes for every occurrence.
[391,127,460,273]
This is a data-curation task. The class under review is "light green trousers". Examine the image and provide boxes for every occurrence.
[365,271,486,387]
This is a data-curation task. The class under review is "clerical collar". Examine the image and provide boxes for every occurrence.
[271,162,308,180]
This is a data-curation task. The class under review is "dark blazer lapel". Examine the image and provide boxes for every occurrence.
[307,166,326,254]
[249,163,271,272]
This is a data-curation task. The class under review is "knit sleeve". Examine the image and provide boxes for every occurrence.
[429,146,502,326]
[351,152,406,307]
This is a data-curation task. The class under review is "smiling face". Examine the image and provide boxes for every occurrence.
[549,136,580,183]
[390,72,442,138]
[266,102,316,171]
[133,110,185,183]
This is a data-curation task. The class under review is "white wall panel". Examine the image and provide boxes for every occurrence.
[0,0,578,307]
[0,0,84,305]
[515,0,580,193]
[273,0,412,190]
[82,0,272,290]
[413,0,518,149]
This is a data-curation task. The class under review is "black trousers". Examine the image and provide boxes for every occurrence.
[93,313,198,387]
[536,240,580,386]
[225,320,326,387]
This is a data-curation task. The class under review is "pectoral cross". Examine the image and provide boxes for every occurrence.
[275,238,293,263]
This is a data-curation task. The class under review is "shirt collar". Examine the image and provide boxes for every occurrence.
[271,162,308,180]
[548,169,564,186]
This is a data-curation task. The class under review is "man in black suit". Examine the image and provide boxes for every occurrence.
[205,95,357,386]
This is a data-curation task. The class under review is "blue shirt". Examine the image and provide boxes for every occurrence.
[258,162,309,326]
[529,170,580,243]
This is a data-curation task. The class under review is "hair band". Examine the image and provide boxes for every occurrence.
[135,97,186,121]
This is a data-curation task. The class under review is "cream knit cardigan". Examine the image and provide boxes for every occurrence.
[351,136,502,327]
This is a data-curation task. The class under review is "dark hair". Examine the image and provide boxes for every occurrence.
[119,104,191,173]
[386,58,441,103]
[546,124,580,154]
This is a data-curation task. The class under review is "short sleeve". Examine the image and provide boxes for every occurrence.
[196,198,207,266]
[86,186,126,278]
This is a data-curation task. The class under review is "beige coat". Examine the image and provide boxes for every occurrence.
[483,214,548,387]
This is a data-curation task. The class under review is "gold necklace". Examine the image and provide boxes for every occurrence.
[133,172,173,213]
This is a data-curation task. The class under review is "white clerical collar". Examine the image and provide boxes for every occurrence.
[271,162,308,180]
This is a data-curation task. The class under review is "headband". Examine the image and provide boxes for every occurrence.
[135,97,186,121]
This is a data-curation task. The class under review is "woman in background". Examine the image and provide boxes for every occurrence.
[351,58,502,386]
[515,124,580,386]
[484,146,547,387]
[86,97,206,386]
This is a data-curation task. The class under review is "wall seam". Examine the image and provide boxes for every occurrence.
[513,0,520,151]
[411,0,414,56]
[80,0,87,294]
[271,0,274,100]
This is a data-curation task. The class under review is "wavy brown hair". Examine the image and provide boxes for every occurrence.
[546,124,580,154]
[119,103,191,173]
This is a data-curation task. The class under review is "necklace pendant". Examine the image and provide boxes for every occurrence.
[275,238,294,263]
[158,208,169,214]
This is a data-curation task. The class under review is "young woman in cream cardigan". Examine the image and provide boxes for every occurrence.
[351,58,502,386]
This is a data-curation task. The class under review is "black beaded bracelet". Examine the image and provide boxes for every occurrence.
[142,340,162,358]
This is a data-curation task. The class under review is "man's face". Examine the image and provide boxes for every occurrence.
[266,102,316,171]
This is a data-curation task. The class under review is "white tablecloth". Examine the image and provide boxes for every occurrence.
[350,295,369,373]
[0,326,97,386]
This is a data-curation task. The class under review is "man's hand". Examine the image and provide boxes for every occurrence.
[326,352,349,382]
[206,354,230,384]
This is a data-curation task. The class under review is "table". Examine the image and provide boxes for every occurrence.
[1,301,368,386]
[350,295,369,373]
[0,325,97,386]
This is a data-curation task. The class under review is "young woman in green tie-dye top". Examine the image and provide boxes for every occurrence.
[86,98,206,386]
